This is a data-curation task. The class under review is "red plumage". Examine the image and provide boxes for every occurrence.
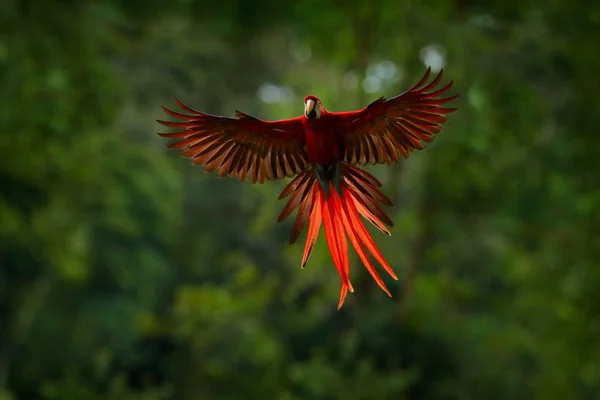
[157,67,458,308]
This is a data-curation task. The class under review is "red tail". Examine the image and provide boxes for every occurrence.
[278,163,398,309]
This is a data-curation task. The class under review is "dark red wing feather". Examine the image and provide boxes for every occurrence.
[331,67,458,166]
[157,98,309,184]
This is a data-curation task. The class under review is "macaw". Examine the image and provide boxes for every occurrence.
[157,67,458,308]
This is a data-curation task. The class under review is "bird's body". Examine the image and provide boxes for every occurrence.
[157,67,458,308]
[303,113,341,166]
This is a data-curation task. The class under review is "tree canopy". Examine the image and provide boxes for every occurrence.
[1,1,599,399]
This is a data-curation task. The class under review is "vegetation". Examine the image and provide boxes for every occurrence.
[1,0,598,398]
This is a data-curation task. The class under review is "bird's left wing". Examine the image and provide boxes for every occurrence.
[157,99,308,184]
[331,67,458,166]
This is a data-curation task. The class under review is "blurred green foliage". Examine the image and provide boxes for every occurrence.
[1,0,599,399]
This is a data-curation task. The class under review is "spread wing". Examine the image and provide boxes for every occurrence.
[332,67,458,166]
[157,99,308,184]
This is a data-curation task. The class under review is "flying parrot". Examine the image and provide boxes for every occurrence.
[157,67,458,308]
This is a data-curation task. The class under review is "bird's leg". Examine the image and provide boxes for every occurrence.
[315,162,343,199]
[315,163,331,199]
[332,162,342,197]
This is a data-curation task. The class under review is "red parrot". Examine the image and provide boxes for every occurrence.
[157,67,458,308]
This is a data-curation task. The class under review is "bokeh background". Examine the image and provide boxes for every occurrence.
[2,0,599,399]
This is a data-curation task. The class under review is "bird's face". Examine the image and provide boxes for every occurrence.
[304,95,322,120]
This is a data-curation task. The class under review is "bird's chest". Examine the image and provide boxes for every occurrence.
[304,123,342,166]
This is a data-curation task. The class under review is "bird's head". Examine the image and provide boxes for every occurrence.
[304,95,323,120]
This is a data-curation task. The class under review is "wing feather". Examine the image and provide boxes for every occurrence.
[333,68,458,166]
[157,98,308,183]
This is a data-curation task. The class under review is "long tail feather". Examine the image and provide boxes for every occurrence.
[322,194,353,297]
[344,189,398,281]
[301,188,322,268]
[334,192,391,297]
[278,162,398,308]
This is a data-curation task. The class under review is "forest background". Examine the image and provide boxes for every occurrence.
[1,0,599,399]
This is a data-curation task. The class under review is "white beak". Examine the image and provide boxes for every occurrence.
[305,99,315,116]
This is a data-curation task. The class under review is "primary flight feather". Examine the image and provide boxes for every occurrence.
[157,67,458,308]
